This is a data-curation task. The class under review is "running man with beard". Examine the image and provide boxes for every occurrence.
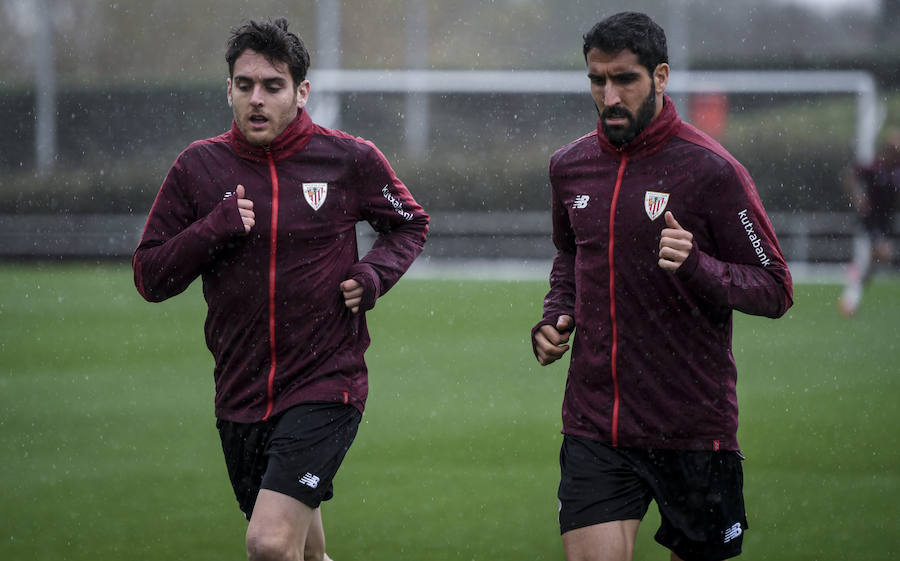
[531,12,793,561]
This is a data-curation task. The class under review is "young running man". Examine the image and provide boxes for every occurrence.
[133,18,429,561]
[531,12,793,561]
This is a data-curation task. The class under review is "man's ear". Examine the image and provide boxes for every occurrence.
[654,63,669,95]
[226,78,233,107]
[296,79,311,109]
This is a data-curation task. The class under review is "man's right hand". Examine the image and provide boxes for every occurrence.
[235,184,255,234]
[533,315,574,366]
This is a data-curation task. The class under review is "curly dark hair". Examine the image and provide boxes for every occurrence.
[226,17,311,87]
[583,12,668,76]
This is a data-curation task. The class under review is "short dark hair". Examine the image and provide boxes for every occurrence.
[226,18,311,87]
[582,12,668,76]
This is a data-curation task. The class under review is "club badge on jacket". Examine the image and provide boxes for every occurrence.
[303,182,328,211]
[644,191,670,221]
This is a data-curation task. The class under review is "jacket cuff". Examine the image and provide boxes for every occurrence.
[348,263,381,312]
[213,194,249,237]
[675,240,701,279]
[531,318,557,341]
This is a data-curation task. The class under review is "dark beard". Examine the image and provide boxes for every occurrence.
[600,85,657,148]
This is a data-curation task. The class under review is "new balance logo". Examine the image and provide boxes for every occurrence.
[723,522,743,543]
[299,472,320,489]
[573,194,590,209]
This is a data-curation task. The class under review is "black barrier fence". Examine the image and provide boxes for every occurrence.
[1,211,896,267]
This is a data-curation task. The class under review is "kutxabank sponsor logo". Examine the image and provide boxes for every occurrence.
[738,209,771,267]
[382,184,413,221]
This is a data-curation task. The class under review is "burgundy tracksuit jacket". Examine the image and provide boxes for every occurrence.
[535,96,793,451]
[134,109,429,423]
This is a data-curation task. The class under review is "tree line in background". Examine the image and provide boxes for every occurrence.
[3,0,899,85]
[1,0,898,215]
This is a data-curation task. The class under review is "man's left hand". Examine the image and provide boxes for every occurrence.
[658,211,693,272]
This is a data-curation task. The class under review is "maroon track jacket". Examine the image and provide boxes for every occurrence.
[534,95,793,451]
[134,109,429,422]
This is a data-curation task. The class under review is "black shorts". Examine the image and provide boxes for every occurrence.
[217,402,361,519]
[558,435,748,561]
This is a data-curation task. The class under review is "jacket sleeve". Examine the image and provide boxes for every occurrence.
[132,158,246,302]
[675,161,793,318]
[534,162,577,337]
[347,144,429,312]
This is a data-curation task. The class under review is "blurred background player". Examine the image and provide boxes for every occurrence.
[839,126,900,316]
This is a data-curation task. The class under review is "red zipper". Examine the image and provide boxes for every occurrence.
[263,151,279,420]
[609,154,627,446]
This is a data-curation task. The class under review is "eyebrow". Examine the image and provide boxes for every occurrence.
[587,70,642,82]
[232,75,288,86]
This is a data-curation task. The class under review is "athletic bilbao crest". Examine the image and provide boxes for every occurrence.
[302,182,328,211]
[644,191,670,221]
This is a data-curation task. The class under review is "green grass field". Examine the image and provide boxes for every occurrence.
[1,263,898,560]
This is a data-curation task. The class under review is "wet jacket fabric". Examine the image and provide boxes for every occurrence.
[134,109,429,423]
[534,95,793,451]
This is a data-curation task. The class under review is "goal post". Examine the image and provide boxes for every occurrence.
[307,69,880,164]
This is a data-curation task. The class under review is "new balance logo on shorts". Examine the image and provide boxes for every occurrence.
[723,522,743,543]
[299,472,320,489]
[573,194,590,209]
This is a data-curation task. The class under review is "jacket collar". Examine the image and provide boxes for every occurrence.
[227,108,314,162]
[596,94,681,160]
